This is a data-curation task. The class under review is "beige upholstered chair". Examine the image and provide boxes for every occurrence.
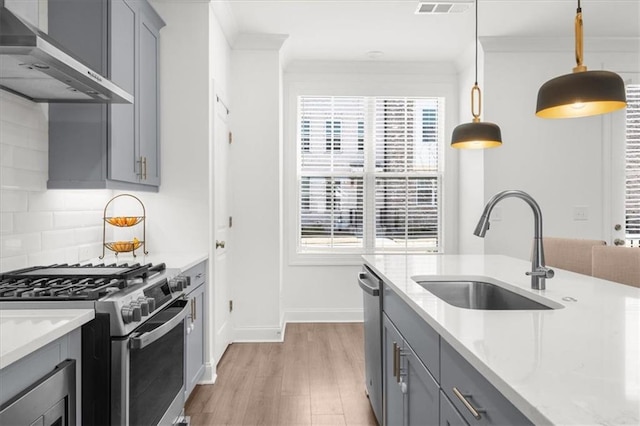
[542,237,607,276]
[592,246,640,288]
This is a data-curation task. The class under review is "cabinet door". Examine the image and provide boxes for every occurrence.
[138,11,161,186]
[109,0,137,184]
[185,284,206,399]
[383,315,404,426]
[440,391,469,426]
[404,345,439,426]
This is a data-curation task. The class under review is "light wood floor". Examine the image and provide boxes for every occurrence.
[185,323,378,426]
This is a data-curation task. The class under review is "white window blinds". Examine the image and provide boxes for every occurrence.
[626,84,640,243]
[297,96,443,254]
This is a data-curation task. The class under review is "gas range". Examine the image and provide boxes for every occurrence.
[0,262,190,336]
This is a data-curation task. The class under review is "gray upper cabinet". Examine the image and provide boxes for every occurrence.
[47,0,165,191]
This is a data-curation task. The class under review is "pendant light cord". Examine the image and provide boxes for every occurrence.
[474,0,478,85]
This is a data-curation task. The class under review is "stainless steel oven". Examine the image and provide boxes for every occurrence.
[0,262,194,426]
[111,298,188,426]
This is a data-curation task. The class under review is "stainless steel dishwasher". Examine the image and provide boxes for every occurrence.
[358,265,382,424]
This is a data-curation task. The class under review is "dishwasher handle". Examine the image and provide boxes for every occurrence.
[358,272,380,297]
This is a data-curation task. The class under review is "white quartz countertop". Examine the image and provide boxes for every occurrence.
[0,309,94,369]
[362,254,640,426]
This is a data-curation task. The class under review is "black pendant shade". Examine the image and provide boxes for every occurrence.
[536,70,627,119]
[536,0,626,119]
[450,0,502,149]
[451,121,502,149]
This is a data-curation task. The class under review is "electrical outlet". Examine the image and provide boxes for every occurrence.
[573,206,589,221]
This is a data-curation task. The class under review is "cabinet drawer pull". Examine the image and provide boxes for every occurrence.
[393,342,401,383]
[453,387,484,420]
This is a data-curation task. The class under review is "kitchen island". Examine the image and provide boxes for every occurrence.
[363,254,640,425]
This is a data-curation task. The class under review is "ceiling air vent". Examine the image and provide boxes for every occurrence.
[415,1,472,14]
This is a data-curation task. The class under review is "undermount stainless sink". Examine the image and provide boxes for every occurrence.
[416,280,553,310]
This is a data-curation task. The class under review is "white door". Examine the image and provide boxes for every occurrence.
[212,87,232,363]
[607,73,640,246]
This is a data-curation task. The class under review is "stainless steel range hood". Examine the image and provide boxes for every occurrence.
[0,3,133,103]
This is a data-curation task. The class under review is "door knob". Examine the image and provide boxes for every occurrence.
[614,224,622,231]
[613,238,625,246]
[216,240,226,249]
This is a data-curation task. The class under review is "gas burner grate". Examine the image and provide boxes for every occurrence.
[0,262,166,301]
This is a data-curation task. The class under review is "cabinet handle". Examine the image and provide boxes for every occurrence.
[393,342,401,383]
[192,297,197,321]
[453,387,484,420]
[216,240,226,249]
[142,157,147,180]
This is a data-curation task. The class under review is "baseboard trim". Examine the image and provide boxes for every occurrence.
[233,324,286,342]
[200,363,216,385]
[231,310,363,343]
[284,308,363,323]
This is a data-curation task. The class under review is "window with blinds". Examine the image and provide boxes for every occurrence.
[626,84,640,244]
[297,96,443,254]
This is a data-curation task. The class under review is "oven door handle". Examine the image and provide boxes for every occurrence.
[129,301,189,350]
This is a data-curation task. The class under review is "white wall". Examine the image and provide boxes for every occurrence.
[0,92,110,272]
[136,1,211,256]
[230,39,286,341]
[480,37,640,260]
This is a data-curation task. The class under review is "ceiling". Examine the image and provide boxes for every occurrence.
[225,0,640,62]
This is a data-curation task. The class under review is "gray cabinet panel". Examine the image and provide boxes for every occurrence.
[184,260,207,400]
[440,391,469,426]
[47,0,164,191]
[405,345,439,426]
[138,15,160,185]
[440,341,533,426]
[383,283,440,381]
[383,314,404,426]
[109,0,137,184]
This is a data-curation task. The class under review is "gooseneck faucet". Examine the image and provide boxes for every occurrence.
[474,190,554,290]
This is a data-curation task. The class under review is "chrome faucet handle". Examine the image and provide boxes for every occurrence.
[526,267,555,279]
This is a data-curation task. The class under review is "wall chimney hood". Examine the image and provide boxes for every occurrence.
[0,2,133,103]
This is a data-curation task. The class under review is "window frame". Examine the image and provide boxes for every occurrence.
[284,73,459,266]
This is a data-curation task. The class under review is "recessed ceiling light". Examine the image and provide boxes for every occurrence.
[366,51,384,59]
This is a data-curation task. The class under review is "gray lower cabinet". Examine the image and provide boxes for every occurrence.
[183,261,207,400]
[47,0,164,191]
[380,280,533,426]
[0,329,82,423]
[383,314,439,426]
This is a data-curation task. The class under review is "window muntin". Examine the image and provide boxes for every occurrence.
[297,96,443,254]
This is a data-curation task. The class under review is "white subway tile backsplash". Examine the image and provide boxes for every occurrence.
[28,246,79,267]
[0,94,110,269]
[1,233,41,257]
[0,144,13,167]
[64,191,112,211]
[0,91,47,130]
[13,211,53,233]
[78,243,104,263]
[28,191,67,212]
[13,146,48,172]
[53,210,104,229]
[1,213,12,234]
[74,226,102,245]
[0,255,28,272]
[41,229,75,250]
[0,190,28,212]
[1,167,47,191]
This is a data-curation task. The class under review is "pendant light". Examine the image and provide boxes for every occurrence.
[536,0,626,119]
[451,0,502,149]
